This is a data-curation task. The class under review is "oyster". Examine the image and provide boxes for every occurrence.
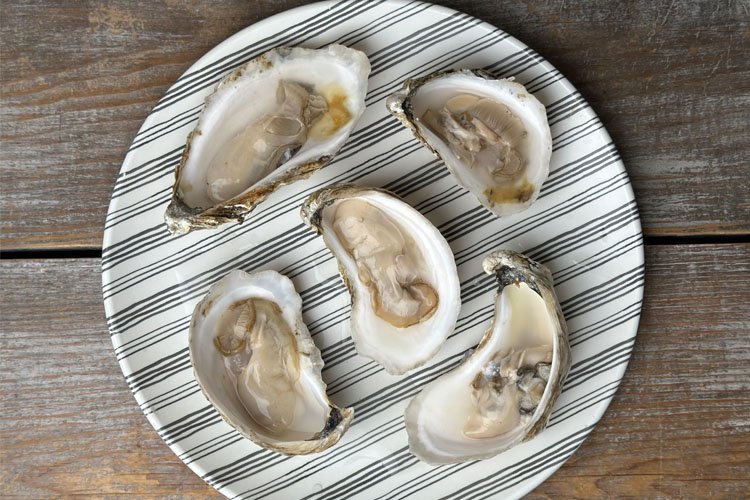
[165,45,370,234]
[189,269,353,454]
[387,70,552,217]
[404,250,570,464]
[301,184,461,375]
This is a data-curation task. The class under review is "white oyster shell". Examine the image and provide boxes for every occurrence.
[404,250,570,464]
[387,69,552,217]
[165,45,370,234]
[300,184,461,375]
[189,269,353,455]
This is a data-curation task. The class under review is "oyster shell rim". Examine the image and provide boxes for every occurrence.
[300,183,462,375]
[404,249,571,465]
[164,44,370,235]
[188,268,354,456]
[386,68,552,218]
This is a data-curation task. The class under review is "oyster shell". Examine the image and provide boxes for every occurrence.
[404,250,570,464]
[300,184,461,375]
[189,269,353,455]
[165,45,370,234]
[387,69,551,217]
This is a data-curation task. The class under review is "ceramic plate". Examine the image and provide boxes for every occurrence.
[102,1,644,498]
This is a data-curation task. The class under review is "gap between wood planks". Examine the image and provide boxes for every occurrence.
[1,235,748,260]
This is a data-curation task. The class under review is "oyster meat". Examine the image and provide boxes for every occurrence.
[189,269,353,455]
[165,45,370,234]
[301,184,461,375]
[387,69,552,217]
[404,250,570,464]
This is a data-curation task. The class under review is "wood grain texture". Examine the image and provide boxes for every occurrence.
[1,244,749,498]
[1,0,749,250]
[0,258,217,499]
[0,0,308,250]
[528,242,750,499]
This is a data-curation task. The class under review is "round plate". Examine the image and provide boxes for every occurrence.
[102,1,644,498]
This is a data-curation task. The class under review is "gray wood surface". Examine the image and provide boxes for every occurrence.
[1,0,749,498]
[2,244,749,498]
[1,0,748,249]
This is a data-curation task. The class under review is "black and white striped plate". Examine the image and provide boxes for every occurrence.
[102,1,644,498]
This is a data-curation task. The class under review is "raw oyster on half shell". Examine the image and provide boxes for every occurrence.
[404,250,570,464]
[165,45,370,234]
[300,184,461,375]
[189,269,353,455]
[387,69,552,217]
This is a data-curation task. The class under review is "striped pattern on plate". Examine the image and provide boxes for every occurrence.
[102,1,644,498]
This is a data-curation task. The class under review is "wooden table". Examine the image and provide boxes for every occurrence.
[2,0,748,498]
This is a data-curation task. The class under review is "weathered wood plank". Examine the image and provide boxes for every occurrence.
[1,244,748,498]
[0,258,217,498]
[1,0,748,249]
[528,242,750,499]
[0,0,306,250]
